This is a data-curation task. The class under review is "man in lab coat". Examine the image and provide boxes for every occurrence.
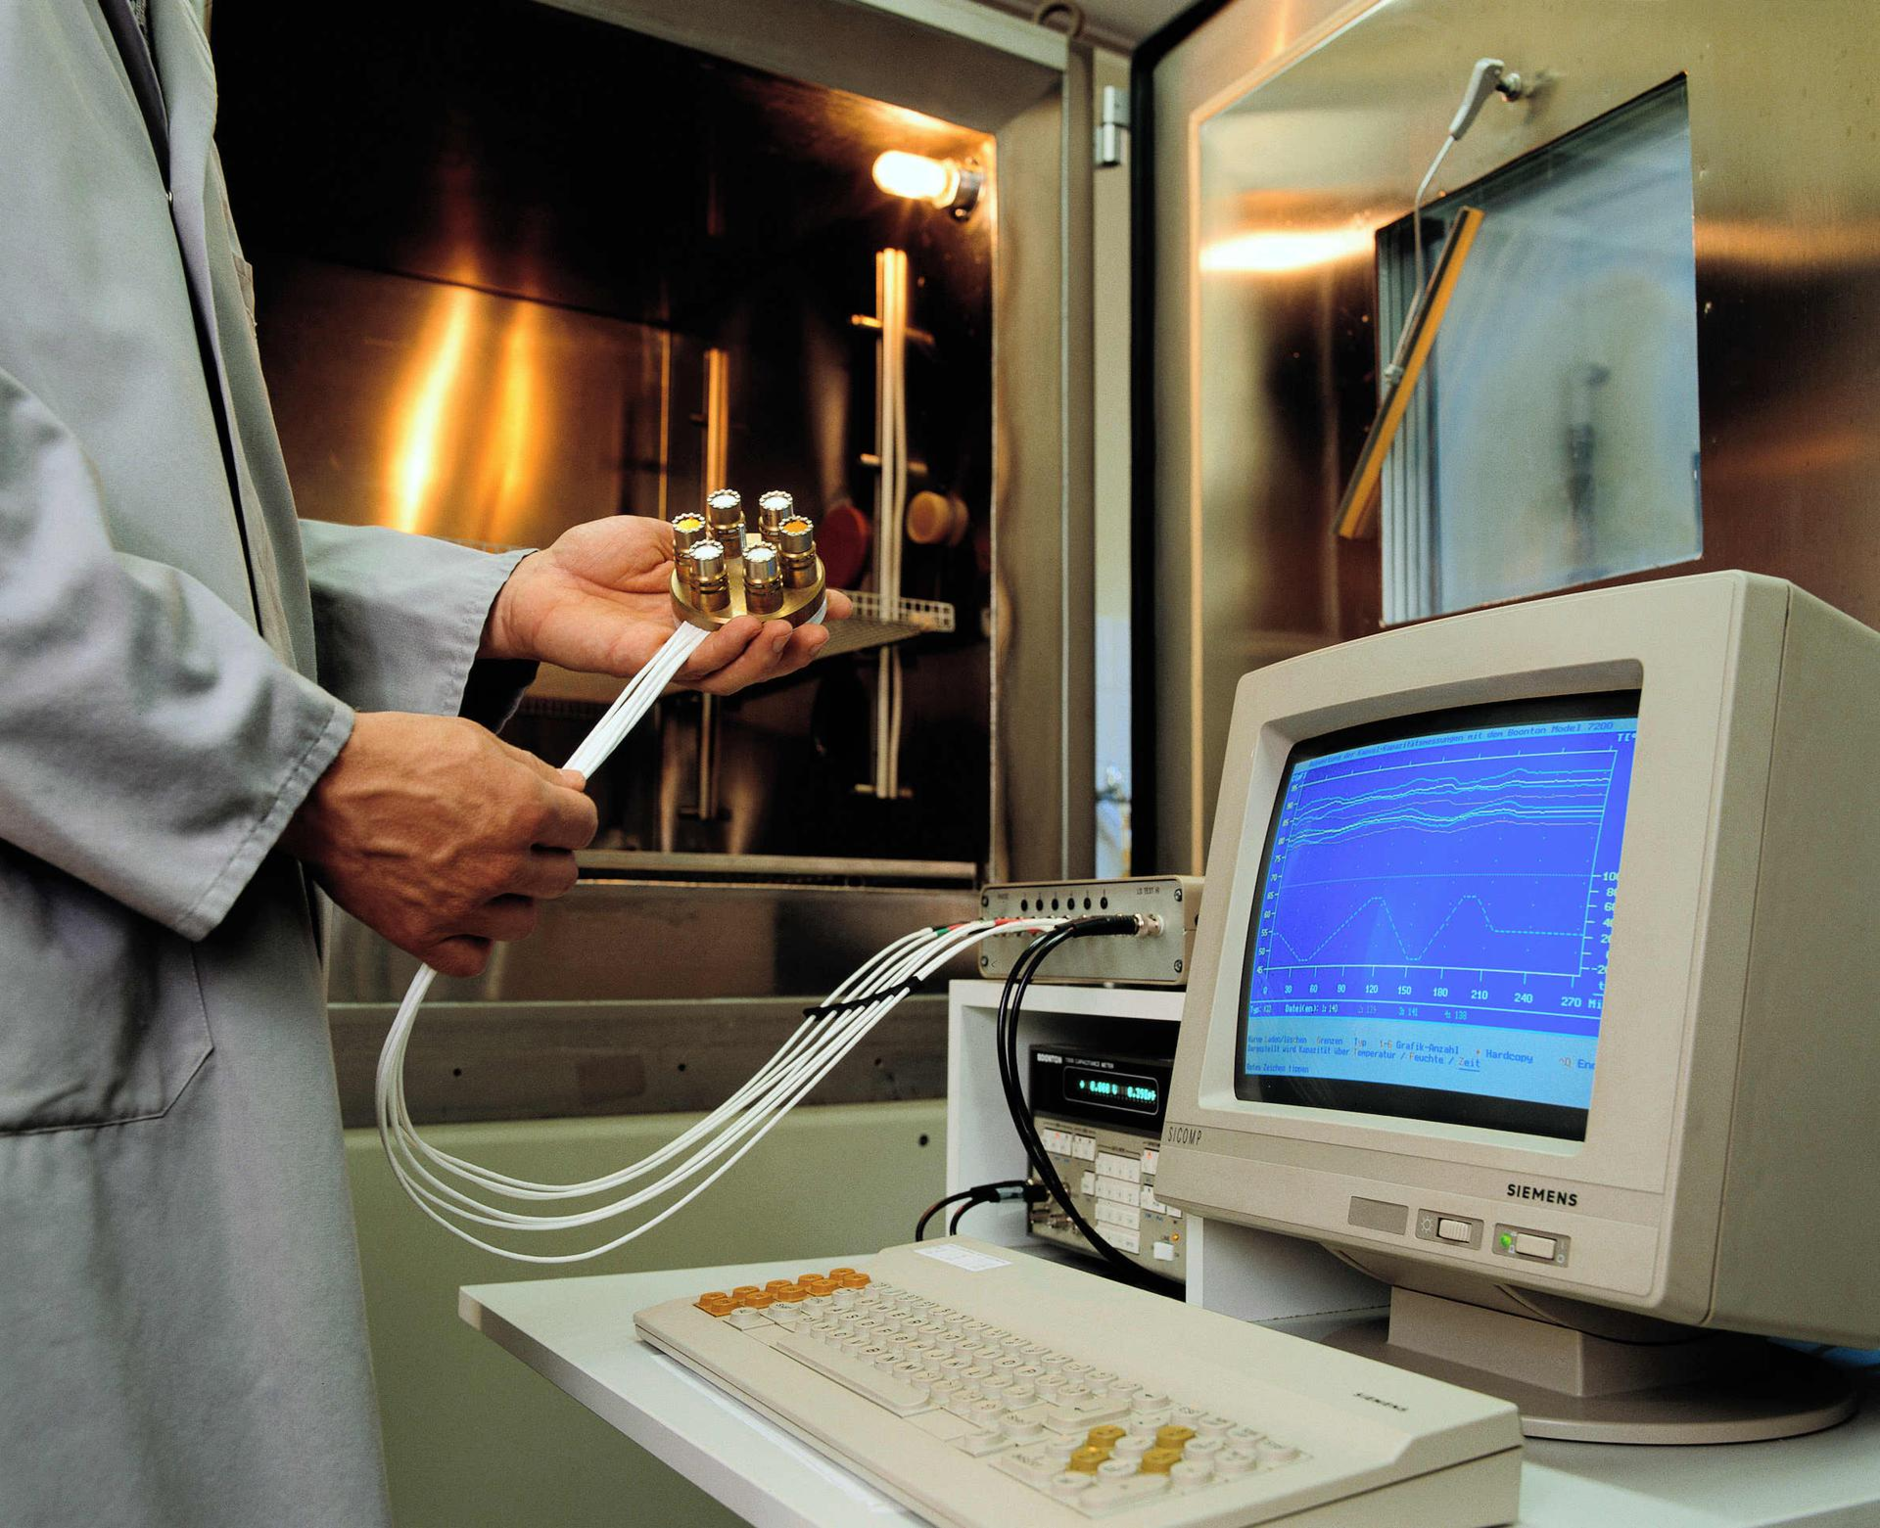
[0,2,843,1523]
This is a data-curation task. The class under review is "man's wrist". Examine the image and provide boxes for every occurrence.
[478,550,545,663]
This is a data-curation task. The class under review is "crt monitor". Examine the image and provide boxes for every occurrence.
[1155,571,1880,1443]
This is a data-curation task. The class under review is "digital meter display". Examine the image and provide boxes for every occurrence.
[1064,1065,1160,1117]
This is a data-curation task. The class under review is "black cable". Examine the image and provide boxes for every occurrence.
[948,1198,977,1235]
[915,1190,980,1241]
[915,1179,1029,1241]
[996,918,1181,1293]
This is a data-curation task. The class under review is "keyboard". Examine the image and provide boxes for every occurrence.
[634,1237,1521,1527]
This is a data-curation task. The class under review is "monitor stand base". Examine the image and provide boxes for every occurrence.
[1325,1289,1858,1444]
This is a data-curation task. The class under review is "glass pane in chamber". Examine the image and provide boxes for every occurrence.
[1381,80,1702,620]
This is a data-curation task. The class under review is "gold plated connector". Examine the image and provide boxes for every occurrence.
[685,539,731,613]
[706,488,745,558]
[756,490,794,542]
[671,490,826,631]
[743,541,785,615]
[671,511,708,554]
[777,515,818,590]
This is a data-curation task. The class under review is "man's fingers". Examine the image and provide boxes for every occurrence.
[460,895,540,943]
[823,589,853,621]
[429,935,493,979]
[534,783,599,849]
[779,624,831,675]
[516,847,581,899]
[502,736,577,787]
[694,620,795,695]
[677,615,764,682]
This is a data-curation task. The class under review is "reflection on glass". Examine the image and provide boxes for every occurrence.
[1380,81,1702,621]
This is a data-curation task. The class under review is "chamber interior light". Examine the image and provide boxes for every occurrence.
[872,150,959,207]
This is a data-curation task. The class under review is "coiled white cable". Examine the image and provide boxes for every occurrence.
[374,608,1055,1263]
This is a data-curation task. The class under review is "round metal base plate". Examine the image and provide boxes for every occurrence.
[671,555,827,631]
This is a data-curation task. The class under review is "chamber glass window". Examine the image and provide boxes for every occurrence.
[1379,81,1702,622]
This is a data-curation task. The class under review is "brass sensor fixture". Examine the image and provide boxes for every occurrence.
[673,488,827,630]
[706,488,745,557]
[757,490,794,542]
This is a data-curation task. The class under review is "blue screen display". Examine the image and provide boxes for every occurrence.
[1239,700,1637,1137]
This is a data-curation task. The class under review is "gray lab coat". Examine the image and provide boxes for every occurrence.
[0,3,531,1523]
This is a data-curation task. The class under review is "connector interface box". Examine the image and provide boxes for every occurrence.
[979,877,1201,986]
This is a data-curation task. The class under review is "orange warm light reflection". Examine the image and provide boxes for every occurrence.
[389,285,476,532]
[1199,226,1375,275]
[479,302,540,539]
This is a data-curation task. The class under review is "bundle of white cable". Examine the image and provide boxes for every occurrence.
[375,612,1049,1262]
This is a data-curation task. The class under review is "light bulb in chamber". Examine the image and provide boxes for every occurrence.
[872,151,959,207]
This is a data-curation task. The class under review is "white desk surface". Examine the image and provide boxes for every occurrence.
[463,1254,1880,1528]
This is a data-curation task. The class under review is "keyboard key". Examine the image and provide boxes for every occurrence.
[995,1449,1060,1486]
[769,1333,932,1416]
[1074,1475,1170,1516]
[951,1427,1007,1458]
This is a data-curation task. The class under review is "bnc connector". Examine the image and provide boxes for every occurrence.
[743,541,785,615]
[671,511,708,555]
[777,515,818,590]
[706,488,745,558]
[756,490,794,542]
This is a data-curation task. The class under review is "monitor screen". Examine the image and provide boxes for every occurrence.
[1236,693,1639,1140]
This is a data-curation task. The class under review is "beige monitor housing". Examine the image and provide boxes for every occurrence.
[1155,571,1880,1442]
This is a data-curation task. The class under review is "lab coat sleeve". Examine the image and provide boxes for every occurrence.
[297,519,537,728]
[0,368,354,942]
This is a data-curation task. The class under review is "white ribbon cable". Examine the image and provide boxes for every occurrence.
[384,920,1028,1221]
[380,918,1060,1259]
[380,924,938,1202]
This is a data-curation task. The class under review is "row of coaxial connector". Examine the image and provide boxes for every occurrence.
[673,490,819,615]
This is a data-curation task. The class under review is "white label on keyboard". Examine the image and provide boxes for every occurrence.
[916,1245,1011,1273]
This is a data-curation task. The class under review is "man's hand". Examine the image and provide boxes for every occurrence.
[480,515,851,694]
[282,713,598,977]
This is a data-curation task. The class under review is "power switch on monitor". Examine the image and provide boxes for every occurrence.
[1494,1225,1570,1265]
[1415,1210,1482,1249]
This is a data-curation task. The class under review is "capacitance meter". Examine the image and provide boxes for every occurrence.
[1029,1043,1185,1281]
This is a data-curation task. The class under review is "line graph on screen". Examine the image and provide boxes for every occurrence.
[1261,744,1624,979]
